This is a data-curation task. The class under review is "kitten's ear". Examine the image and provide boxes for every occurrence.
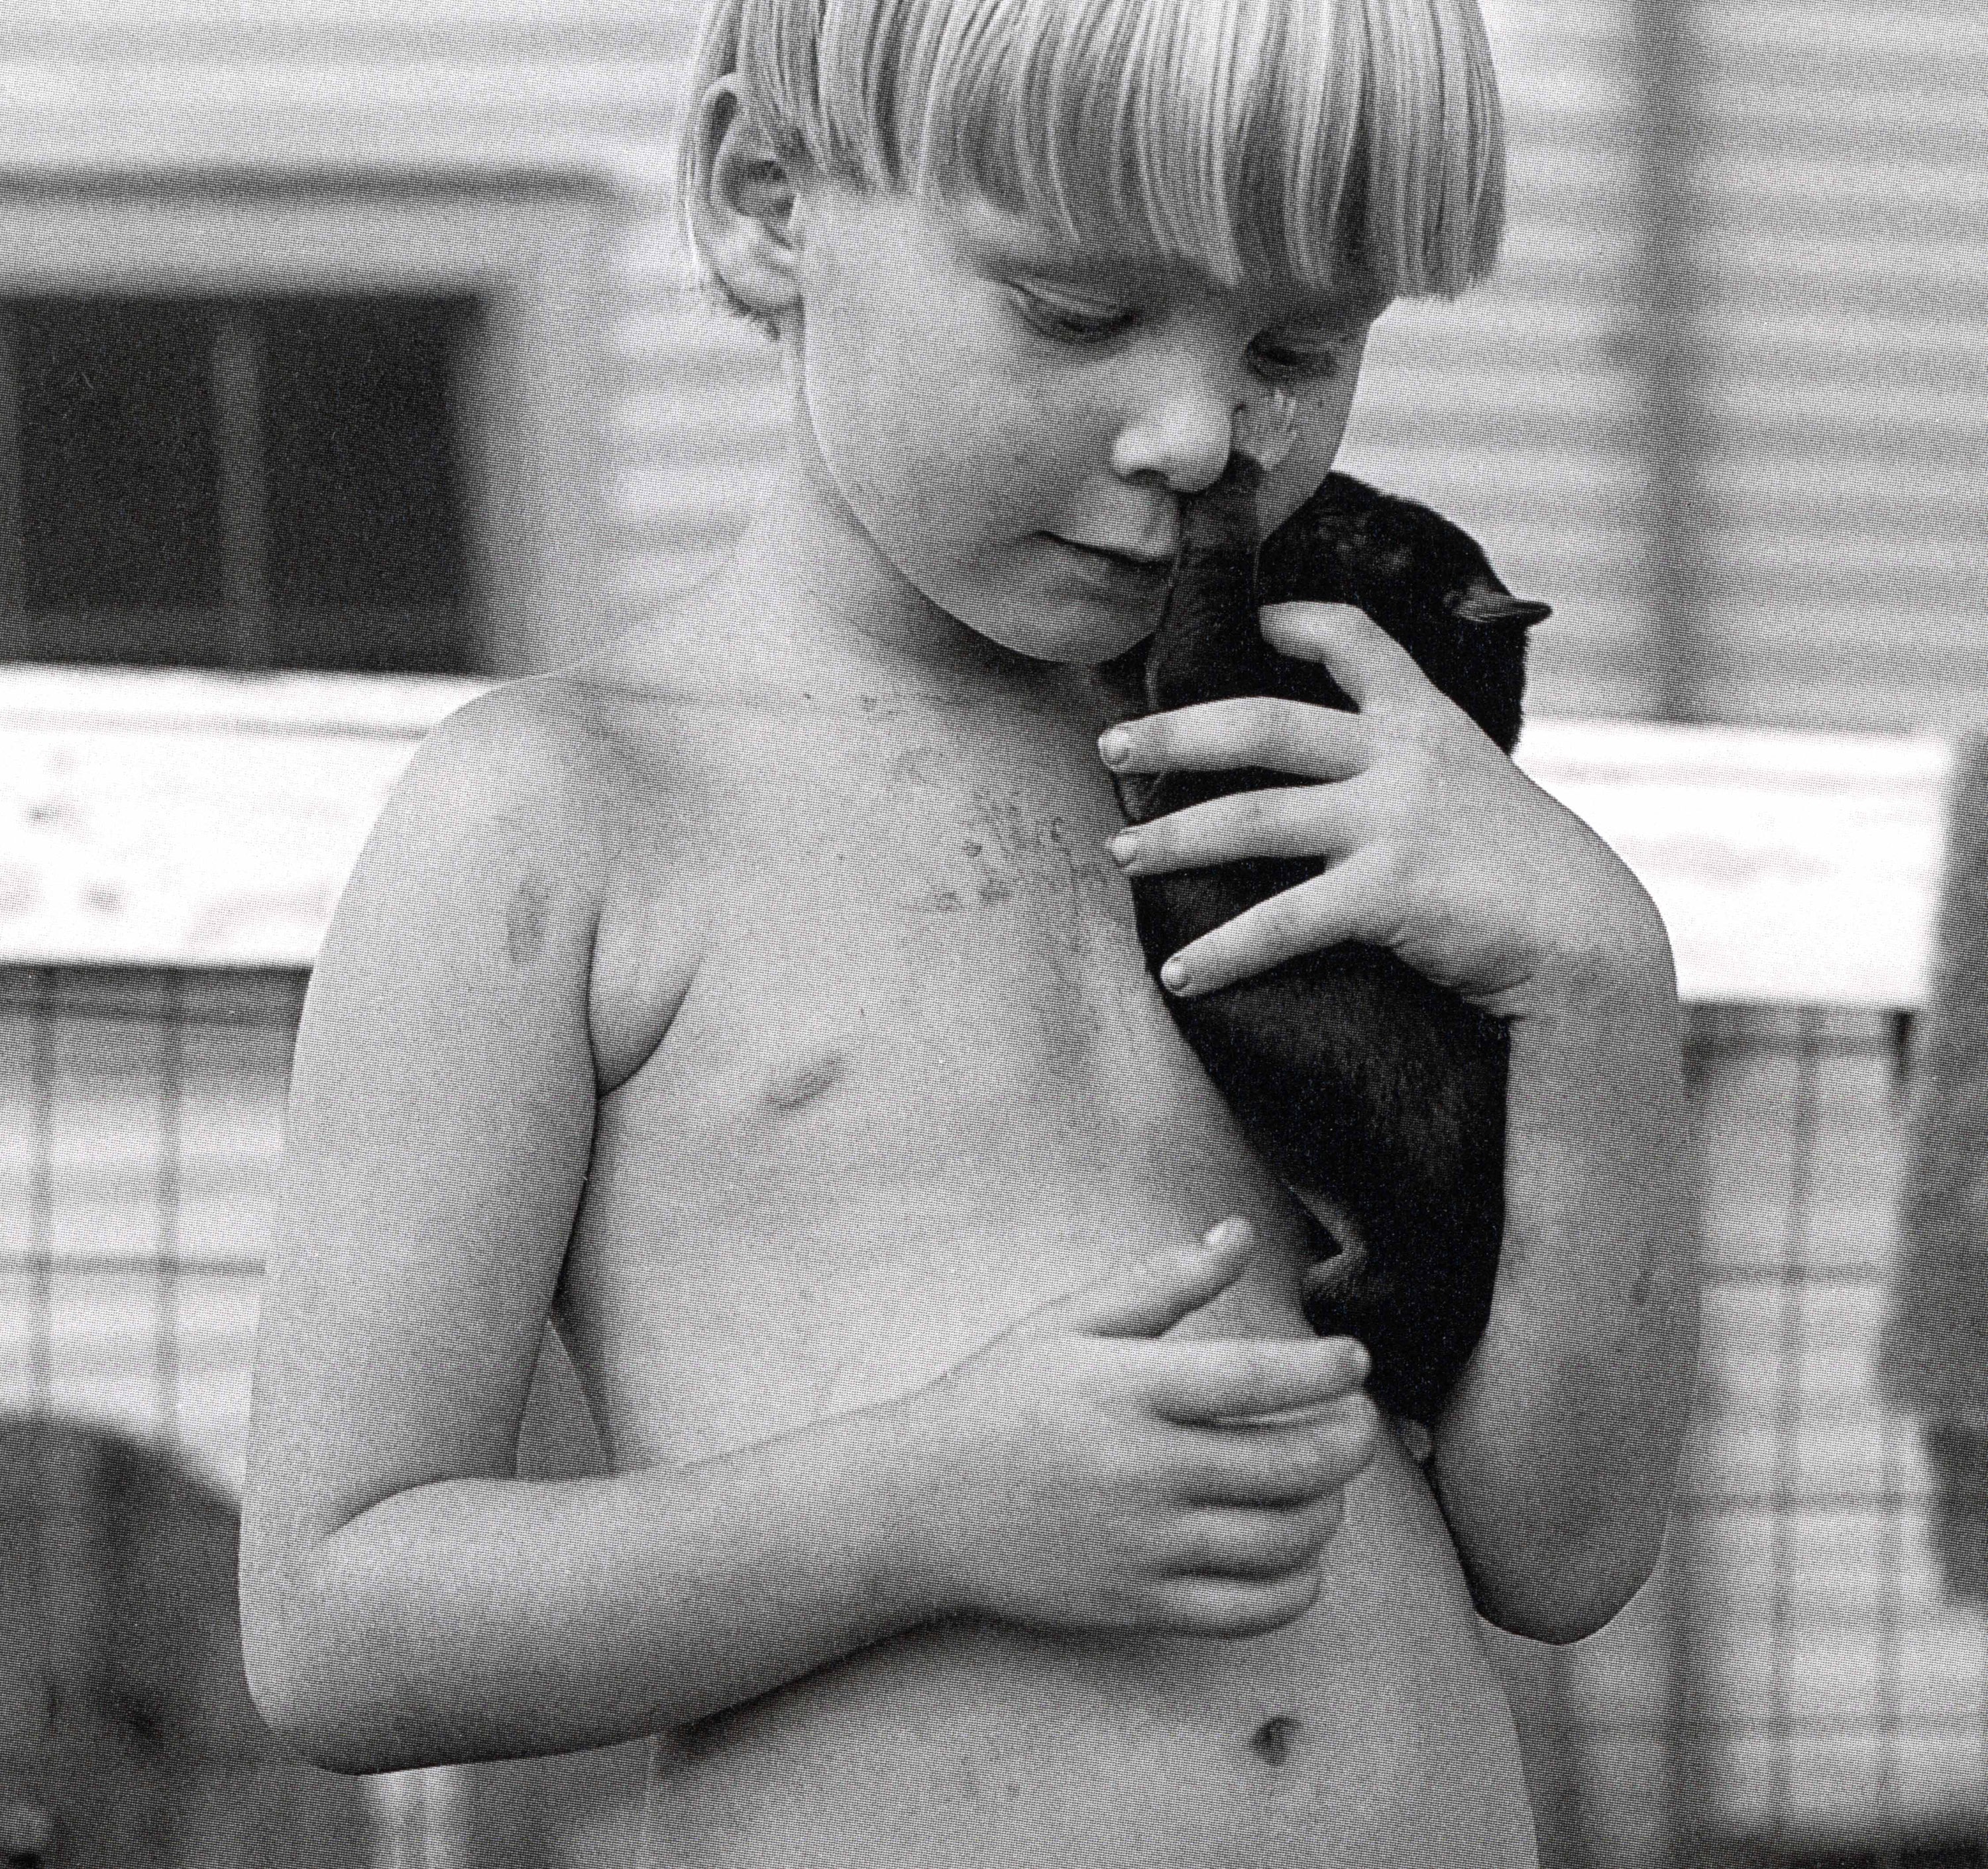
[1453,580,1552,628]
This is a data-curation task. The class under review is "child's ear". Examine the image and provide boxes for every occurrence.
[688,76,806,328]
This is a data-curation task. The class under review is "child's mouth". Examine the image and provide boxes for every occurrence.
[1050,536,1174,602]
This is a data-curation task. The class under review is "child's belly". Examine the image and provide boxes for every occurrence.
[559,743,1537,1866]
[565,1114,1537,1868]
[637,1434,1535,1869]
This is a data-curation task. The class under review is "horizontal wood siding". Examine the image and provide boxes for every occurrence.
[0,0,1676,714]
[0,0,758,646]
[1689,3,1988,732]
[2,3,1975,723]
[1342,0,1657,722]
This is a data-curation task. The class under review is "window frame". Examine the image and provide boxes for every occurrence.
[0,179,612,676]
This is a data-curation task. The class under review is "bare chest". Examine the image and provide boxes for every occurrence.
[600,698,1174,1128]
[564,700,1313,1452]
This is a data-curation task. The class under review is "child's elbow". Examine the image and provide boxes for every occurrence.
[1469,1522,1664,1646]
[241,1625,357,1774]
[1478,1583,1642,1649]
[239,1571,406,1776]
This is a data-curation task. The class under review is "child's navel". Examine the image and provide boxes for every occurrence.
[1250,1714,1303,1766]
[763,1050,849,1114]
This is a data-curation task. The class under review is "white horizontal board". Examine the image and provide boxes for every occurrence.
[0,665,486,735]
[0,668,1955,1008]
[1514,719,1949,1008]
[0,671,486,967]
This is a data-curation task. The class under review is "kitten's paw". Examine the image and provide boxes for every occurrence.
[1297,1212,1367,1342]
[1391,1416,1435,1464]
[1234,388,1299,474]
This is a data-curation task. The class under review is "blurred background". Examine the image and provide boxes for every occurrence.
[0,0,1982,1864]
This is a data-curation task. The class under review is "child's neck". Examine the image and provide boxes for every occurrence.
[722,458,1061,704]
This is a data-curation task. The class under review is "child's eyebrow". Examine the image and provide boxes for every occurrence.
[964,227,1162,291]
[950,201,1390,329]
[987,244,1388,329]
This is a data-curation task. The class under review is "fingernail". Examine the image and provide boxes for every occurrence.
[1160,955,1192,994]
[1107,831,1138,869]
[1097,728,1132,769]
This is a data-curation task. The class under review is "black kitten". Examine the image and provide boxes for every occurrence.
[1105,465,1549,1424]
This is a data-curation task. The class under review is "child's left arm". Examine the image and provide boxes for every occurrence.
[1098,600,1698,1644]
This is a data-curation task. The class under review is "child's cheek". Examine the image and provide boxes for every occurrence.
[805,352,950,535]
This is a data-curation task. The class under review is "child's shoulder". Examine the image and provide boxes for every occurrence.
[323,668,685,989]
[382,660,705,881]
[298,665,714,1114]
[412,669,643,824]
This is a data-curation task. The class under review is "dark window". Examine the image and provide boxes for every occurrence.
[0,296,480,673]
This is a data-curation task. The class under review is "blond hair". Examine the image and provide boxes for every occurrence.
[680,0,1505,303]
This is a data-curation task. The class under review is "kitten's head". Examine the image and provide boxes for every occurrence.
[1257,472,1549,752]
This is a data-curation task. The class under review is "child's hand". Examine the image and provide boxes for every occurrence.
[1099,602,1665,1018]
[905,1218,1376,1638]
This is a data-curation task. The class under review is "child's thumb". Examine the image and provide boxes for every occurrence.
[1052,1218,1257,1339]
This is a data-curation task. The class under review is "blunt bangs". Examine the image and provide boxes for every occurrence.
[684,0,1504,300]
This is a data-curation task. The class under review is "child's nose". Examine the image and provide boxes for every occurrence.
[1109,377,1242,496]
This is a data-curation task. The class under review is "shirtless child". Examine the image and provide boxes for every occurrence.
[239,1,1697,1862]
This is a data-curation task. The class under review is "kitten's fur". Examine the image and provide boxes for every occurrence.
[1103,468,1548,1423]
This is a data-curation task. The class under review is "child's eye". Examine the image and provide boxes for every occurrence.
[1248,339,1343,384]
[1010,284,1135,345]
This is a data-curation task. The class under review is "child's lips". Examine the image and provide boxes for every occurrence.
[1050,535,1175,600]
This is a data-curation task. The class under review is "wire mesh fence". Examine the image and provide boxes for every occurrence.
[4,970,1985,1866]
[1676,1007,1988,1869]
[1521,1006,1988,1869]
[0,967,302,1487]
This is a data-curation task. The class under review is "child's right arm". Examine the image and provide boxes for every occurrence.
[239,684,1374,1774]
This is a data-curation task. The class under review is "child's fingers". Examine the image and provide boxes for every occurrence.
[1144,1336,1368,1422]
[1165,1497,1347,1578]
[1160,853,1395,998]
[1109,780,1362,877]
[1258,601,1431,709]
[1046,1217,1257,1339]
[1099,696,1368,783]
[1146,1568,1323,1638]
[1175,1397,1380,1505]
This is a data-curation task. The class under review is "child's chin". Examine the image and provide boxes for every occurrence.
[990,619,1154,668]
[964,594,1161,668]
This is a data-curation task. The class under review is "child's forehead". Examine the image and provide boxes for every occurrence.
[940,189,1392,327]
[681,0,1506,313]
